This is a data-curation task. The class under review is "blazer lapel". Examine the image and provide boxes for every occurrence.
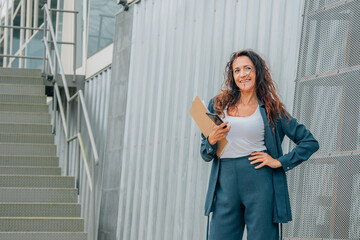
[258,99,278,157]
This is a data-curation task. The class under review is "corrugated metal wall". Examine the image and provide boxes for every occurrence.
[83,66,112,237]
[53,66,111,237]
[115,1,305,240]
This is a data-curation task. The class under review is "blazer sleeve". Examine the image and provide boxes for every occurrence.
[200,98,218,162]
[277,113,320,172]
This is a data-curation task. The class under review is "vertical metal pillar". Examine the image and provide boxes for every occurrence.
[73,11,77,82]
[8,1,14,67]
[3,0,9,67]
[19,0,26,67]
[34,0,39,28]
[43,7,47,75]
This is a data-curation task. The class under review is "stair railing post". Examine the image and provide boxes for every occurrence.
[66,100,70,175]
[91,154,96,240]
[43,7,47,76]
[73,11,77,82]
[76,98,81,191]
[52,83,57,134]
[50,9,57,78]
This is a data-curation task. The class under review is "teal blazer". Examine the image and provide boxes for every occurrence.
[200,98,319,223]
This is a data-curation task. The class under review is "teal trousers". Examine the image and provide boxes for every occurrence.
[209,155,279,240]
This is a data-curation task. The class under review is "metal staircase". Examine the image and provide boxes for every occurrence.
[0,67,87,239]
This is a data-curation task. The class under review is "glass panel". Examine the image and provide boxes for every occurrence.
[25,30,43,68]
[87,0,120,57]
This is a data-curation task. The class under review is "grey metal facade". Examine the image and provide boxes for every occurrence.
[53,66,112,239]
[284,0,360,239]
[112,1,306,240]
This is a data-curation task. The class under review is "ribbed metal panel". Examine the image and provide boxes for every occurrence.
[83,66,111,165]
[55,66,111,239]
[115,1,305,240]
[284,0,360,239]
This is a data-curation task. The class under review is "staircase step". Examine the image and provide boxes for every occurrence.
[0,155,58,167]
[0,232,87,240]
[0,133,54,144]
[0,175,74,188]
[0,112,51,124]
[0,94,46,104]
[0,217,84,232]
[0,84,44,95]
[0,188,77,203]
[0,143,56,156]
[0,123,52,134]
[0,68,41,77]
[0,102,48,113]
[0,203,81,217]
[0,76,43,85]
[0,166,60,175]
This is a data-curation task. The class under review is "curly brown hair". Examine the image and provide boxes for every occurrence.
[213,50,289,127]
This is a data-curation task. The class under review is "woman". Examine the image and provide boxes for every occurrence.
[200,50,319,240]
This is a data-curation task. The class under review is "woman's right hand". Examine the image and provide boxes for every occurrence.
[208,121,230,145]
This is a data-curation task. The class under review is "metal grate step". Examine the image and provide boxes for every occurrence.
[0,102,48,113]
[0,143,56,156]
[0,94,46,104]
[0,84,44,95]
[0,232,87,240]
[0,112,51,124]
[0,76,43,85]
[0,166,60,175]
[0,133,54,144]
[0,102,49,114]
[0,217,84,232]
[0,123,52,134]
[0,203,81,217]
[0,68,41,77]
[0,175,74,188]
[0,155,59,167]
[0,188,77,203]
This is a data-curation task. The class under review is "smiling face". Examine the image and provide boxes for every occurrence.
[232,56,256,94]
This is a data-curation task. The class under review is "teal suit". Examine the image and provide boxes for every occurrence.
[200,98,319,225]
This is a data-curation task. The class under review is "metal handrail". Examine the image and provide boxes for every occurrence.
[0,25,44,31]
[0,54,44,60]
[42,4,98,240]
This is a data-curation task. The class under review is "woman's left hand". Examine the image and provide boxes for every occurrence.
[248,152,282,169]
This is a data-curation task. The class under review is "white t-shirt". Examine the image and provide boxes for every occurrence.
[220,105,267,158]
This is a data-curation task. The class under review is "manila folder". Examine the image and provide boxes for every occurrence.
[189,96,227,157]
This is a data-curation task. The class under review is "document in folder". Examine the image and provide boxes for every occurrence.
[189,96,228,157]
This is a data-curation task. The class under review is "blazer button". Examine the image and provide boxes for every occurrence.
[209,148,212,151]
[287,167,290,170]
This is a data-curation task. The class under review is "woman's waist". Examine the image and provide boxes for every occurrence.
[220,150,267,162]
[220,145,267,159]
